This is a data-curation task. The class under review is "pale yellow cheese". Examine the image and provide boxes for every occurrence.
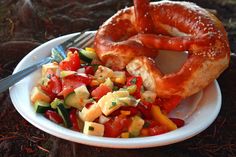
[79,103,102,122]
[97,91,129,116]
[83,121,104,137]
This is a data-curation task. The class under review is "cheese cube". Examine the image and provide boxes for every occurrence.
[79,103,102,122]
[74,85,90,99]
[101,78,114,90]
[111,71,126,84]
[83,121,104,137]
[97,91,129,116]
[42,62,59,77]
[94,65,114,83]
[141,91,157,103]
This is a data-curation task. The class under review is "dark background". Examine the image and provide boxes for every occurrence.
[0,0,235,156]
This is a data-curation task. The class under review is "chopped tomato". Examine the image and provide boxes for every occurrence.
[69,109,80,131]
[140,128,149,136]
[85,102,94,109]
[104,119,121,138]
[91,85,111,100]
[84,66,95,75]
[45,110,63,124]
[169,118,185,128]
[126,76,143,98]
[50,75,62,94]
[59,50,80,71]
[148,126,169,136]
[62,74,91,89]
[137,102,152,119]
[141,120,168,136]
[157,96,182,114]
[109,109,122,117]
[104,116,131,137]
[67,47,79,53]
[40,85,56,100]
[58,87,74,98]
[40,75,62,100]
[143,120,159,128]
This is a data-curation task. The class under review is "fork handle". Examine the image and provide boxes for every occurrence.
[0,57,51,93]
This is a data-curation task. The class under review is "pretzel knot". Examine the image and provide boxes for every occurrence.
[94,0,230,98]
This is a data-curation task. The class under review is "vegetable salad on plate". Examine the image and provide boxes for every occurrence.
[30,47,184,138]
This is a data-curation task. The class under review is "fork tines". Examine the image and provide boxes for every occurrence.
[62,32,94,50]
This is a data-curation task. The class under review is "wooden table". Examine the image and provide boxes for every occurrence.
[0,0,235,156]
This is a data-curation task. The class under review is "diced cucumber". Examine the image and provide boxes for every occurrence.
[128,116,145,137]
[34,100,51,113]
[65,92,85,110]
[74,85,90,99]
[79,48,97,63]
[50,98,64,109]
[57,103,72,128]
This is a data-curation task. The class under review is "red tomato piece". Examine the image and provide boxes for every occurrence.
[158,96,182,114]
[140,128,149,136]
[59,50,80,71]
[50,75,62,94]
[84,66,95,75]
[120,117,132,131]
[45,110,63,124]
[137,102,152,119]
[40,85,57,101]
[69,109,80,131]
[62,74,91,89]
[108,109,121,117]
[67,47,79,53]
[104,119,121,138]
[143,120,159,128]
[148,126,169,136]
[169,118,185,128]
[40,75,62,100]
[104,116,131,137]
[126,76,143,98]
[91,85,111,100]
[85,102,94,109]
[58,87,74,98]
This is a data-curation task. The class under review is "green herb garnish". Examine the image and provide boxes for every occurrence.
[112,86,119,91]
[143,121,151,128]
[88,126,94,131]
[109,101,117,109]
[130,78,137,84]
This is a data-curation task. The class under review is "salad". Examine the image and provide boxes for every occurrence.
[30,47,184,138]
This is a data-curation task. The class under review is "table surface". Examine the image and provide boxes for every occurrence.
[0,0,235,156]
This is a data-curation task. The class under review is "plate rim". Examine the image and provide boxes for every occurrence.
[9,32,222,148]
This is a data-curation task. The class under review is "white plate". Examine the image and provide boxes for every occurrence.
[9,32,222,148]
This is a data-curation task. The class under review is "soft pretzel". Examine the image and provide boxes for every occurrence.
[94,0,230,98]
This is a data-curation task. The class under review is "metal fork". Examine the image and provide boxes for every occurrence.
[0,31,94,93]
